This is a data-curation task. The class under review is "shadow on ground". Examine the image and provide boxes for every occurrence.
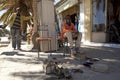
[3,57,45,64]
[1,51,25,56]
[0,44,8,47]
[81,46,120,60]
[11,71,57,80]
[1,46,120,80]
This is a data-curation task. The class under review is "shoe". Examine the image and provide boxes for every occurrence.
[71,47,76,54]
[83,61,93,68]
[13,48,16,50]
[75,47,81,53]
[72,69,84,73]
[70,47,76,58]
[17,48,22,50]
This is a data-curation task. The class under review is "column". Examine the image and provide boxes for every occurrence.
[37,0,56,51]
[78,0,85,42]
[84,0,92,43]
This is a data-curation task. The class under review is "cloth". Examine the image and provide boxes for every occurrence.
[59,23,77,40]
[12,13,21,29]
[11,13,21,49]
[58,23,82,48]
[11,28,21,49]
[10,12,32,48]
[63,32,82,48]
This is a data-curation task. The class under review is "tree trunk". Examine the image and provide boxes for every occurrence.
[31,0,39,49]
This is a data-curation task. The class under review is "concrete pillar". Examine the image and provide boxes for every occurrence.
[78,0,85,42]
[84,0,92,43]
[37,0,57,51]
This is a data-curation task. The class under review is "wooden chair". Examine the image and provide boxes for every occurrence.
[36,25,52,59]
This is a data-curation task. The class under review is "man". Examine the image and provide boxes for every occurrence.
[11,8,21,50]
[2,8,32,50]
[58,15,82,54]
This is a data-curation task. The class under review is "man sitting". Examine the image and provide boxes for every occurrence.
[58,15,82,55]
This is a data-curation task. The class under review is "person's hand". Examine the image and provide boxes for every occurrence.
[72,31,79,38]
[75,31,79,34]
[58,36,62,40]
[2,24,7,29]
[72,31,78,34]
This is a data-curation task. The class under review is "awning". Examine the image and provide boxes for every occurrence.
[56,0,78,14]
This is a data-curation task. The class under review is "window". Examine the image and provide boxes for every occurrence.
[92,0,105,32]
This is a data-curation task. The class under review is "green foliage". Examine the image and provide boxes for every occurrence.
[0,0,33,29]
[0,28,9,36]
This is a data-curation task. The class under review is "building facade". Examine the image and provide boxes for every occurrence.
[55,0,120,46]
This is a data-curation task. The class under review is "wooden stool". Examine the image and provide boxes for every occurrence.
[36,37,52,58]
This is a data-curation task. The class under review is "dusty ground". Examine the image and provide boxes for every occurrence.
[0,42,120,80]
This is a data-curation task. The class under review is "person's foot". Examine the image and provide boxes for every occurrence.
[13,48,16,50]
[70,47,76,58]
[17,48,22,50]
[75,47,81,53]
[71,47,76,54]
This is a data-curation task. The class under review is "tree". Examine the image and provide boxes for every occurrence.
[0,0,40,49]
[0,0,33,31]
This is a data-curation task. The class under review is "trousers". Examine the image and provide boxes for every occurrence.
[11,28,21,49]
[63,31,82,48]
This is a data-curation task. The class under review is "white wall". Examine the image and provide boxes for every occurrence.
[79,0,85,42]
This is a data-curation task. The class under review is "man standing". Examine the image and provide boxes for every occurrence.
[11,8,21,50]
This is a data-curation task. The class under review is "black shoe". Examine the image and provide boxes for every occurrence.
[83,61,93,68]
[75,47,81,53]
[17,48,22,50]
[13,48,16,50]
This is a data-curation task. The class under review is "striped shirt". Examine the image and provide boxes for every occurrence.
[12,13,20,29]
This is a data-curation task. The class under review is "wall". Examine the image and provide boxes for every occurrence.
[92,32,106,42]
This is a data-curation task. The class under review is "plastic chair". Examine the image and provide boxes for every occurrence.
[36,25,52,59]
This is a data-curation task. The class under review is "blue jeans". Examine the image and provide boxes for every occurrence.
[11,28,21,49]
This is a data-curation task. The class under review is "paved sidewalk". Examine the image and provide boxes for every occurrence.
[0,42,120,80]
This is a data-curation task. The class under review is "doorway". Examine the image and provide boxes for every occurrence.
[70,13,78,30]
[107,0,120,43]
